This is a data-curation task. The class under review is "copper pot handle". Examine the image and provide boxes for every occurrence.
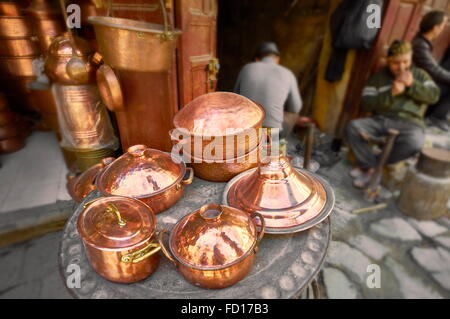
[181,167,194,185]
[121,241,161,263]
[157,229,178,267]
[250,212,265,253]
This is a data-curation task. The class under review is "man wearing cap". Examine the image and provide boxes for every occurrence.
[346,40,440,188]
[234,42,302,147]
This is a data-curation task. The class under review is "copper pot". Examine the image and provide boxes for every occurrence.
[0,56,37,77]
[0,37,40,56]
[68,157,115,203]
[172,92,265,160]
[44,35,95,85]
[77,196,161,283]
[96,144,194,214]
[0,2,21,16]
[0,16,33,38]
[158,203,265,289]
[0,136,25,154]
[182,140,262,182]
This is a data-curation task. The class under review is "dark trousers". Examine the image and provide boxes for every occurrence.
[346,115,425,169]
[428,84,450,119]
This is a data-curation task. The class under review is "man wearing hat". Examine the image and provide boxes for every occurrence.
[234,42,302,148]
[346,40,440,188]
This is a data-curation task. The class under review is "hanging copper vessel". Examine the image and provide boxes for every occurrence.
[68,157,115,203]
[44,35,96,85]
[77,196,161,283]
[172,92,265,161]
[24,0,65,52]
[223,151,335,234]
[96,144,194,214]
[158,203,265,289]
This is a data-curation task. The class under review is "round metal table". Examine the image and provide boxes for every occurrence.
[59,178,331,299]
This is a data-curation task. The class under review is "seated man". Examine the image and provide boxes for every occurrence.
[412,10,450,131]
[234,42,302,146]
[346,40,440,188]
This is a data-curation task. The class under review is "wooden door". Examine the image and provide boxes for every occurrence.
[175,0,218,107]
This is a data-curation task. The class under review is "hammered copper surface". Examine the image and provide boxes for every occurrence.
[44,35,95,85]
[77,196,159,283]
[172,92,265,160]
[0,16,33,38]
[158,203,265,289]
[96,145,193,214]
[88,16,181,72]
[69,157,115,203]
[226,154,328,231]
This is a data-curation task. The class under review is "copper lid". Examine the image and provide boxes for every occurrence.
[224,154,333,233]
[77,196,156,250]
[96,145,185,198]
[173,92,265,136]
[47,35,93,57]
[69,157,115,203]
[169,203,258,269]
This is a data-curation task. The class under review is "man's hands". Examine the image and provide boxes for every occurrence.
[391,70,414,96]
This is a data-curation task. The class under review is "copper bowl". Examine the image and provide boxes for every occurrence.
[77,196,161,283]
[0,56,36,77]
[0,37,40,56]
[172,92,265,160]
[158,203,265,289]
[0,16,33,38]
[0,136,25,154]
[68,157,115,203]
[96,144,194,214]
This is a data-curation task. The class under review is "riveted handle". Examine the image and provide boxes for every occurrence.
[251,212,265,253]
[121,241,161,263]
[157,229,178,267]
[105,204,127,227]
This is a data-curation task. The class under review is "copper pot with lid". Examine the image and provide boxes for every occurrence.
[223,150,335,234]
[172,92,265,160]
[158,203,265,289]
[96,144,194,214]
[67,157,115,203]
[77,196,161,283]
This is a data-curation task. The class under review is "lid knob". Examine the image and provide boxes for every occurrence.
[199,203,223,222]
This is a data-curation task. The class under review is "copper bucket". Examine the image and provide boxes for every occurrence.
[88,0,181,72]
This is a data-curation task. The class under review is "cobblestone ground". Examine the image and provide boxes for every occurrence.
[0,160,449,299]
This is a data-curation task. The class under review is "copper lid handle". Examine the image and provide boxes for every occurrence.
[127,144,148,157]
[199,203,223,222]
[106,204,127,227]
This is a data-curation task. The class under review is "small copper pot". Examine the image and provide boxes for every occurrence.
[0,37,40,57]
[96,145,194,214]
[68,157,115,203]
[77,196,161,283]
[158,203,265,289]
[0,16,33,38]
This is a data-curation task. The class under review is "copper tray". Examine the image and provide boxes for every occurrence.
[222,167,335,234]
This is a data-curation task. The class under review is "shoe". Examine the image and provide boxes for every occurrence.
[427,116,449,132]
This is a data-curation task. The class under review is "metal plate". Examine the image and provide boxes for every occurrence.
[59,178,331,299]
[223,168,335,235]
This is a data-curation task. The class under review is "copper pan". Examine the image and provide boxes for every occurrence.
[0,37,40,56]
[77,196,161,283]
[68,157,115,203]
[96,145,194,214]
[172,92,265,160]
[0,16,33,38]
[0,2,22,16]
[0,56,37,77]
[158,203,265,289]
[0,136,25,154]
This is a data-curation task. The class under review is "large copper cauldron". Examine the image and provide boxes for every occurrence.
[77,196,161,283]
[67,157,115,203]
[96,145,194,214]
[172,92,265,160]
[87,0,181,72]
[223,151,335,234]
[158,203,265,289]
